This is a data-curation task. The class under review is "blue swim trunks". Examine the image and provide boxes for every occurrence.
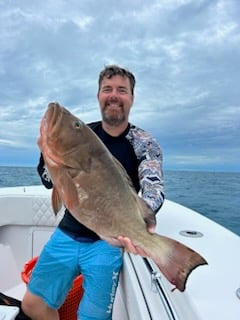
[28,228,123,320]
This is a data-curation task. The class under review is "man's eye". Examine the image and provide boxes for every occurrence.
[118,88,128,94]
[102,88,111,93]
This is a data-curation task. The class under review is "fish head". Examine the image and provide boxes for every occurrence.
[38,102,92,170]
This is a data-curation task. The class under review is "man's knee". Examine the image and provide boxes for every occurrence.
[22,291,40,314]
[22,290,59,320]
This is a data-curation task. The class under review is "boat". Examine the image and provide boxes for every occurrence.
[0,185,240,319]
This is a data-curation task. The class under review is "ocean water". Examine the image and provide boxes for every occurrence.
[0,166,239,236]
[164,170,240,236]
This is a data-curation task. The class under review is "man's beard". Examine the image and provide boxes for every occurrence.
[102,105,126,126]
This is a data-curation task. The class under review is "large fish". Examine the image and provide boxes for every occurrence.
[38,102,207,292]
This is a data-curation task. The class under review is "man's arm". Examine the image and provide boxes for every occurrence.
[37,154,53,189]
[119,130,164,254]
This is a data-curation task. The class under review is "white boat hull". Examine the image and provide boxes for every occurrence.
[0,186,240,319]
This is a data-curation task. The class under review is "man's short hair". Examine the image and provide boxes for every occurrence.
[98,65,135,95]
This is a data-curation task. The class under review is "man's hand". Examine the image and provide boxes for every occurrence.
[117,236,149,256]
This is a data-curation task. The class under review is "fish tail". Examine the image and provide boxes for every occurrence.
[143,234,207,292]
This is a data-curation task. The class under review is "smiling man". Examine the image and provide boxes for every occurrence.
[22,65,164,320]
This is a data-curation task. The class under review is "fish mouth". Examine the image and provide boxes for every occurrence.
[38,102,80,167]
[44,103,64,133]
[38,103,66,164]
[39,102,67,144]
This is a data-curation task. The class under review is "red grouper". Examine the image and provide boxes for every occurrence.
[38,102,207,292]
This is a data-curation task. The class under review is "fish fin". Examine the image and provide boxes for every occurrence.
[138,197,156,231]
[52,186,63,215]
[58,173,80,211]
[143,234,207,292]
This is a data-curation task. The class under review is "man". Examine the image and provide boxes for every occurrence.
[22,65,164,320]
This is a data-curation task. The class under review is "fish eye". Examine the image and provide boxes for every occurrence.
[74,120,83,129]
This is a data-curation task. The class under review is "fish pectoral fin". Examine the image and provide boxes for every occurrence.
[52,186,63,215]
[146,234,207,292]
[138,197,156,230]
[58,173,80,211]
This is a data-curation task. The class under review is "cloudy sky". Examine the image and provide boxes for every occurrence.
[0,0,239,171]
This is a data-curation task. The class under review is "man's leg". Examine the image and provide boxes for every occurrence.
[78,240,123,320]
[22,291,59,320]
[22,228,79,319]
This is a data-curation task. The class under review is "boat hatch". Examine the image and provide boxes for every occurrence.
[179,230,203,238]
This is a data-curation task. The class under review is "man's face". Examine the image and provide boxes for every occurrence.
[97,75,134,126]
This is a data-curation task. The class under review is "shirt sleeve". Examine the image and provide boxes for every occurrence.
[138,137,164,214]
[37,154,53,189]
[127,126,164,214]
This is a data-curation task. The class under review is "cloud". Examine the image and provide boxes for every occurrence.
[0,0,239,171]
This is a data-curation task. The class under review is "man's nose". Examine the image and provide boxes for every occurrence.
[108,95,119,102]
[108,89,120,99]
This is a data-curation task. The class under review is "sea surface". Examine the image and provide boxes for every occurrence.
[0,166,239,236]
